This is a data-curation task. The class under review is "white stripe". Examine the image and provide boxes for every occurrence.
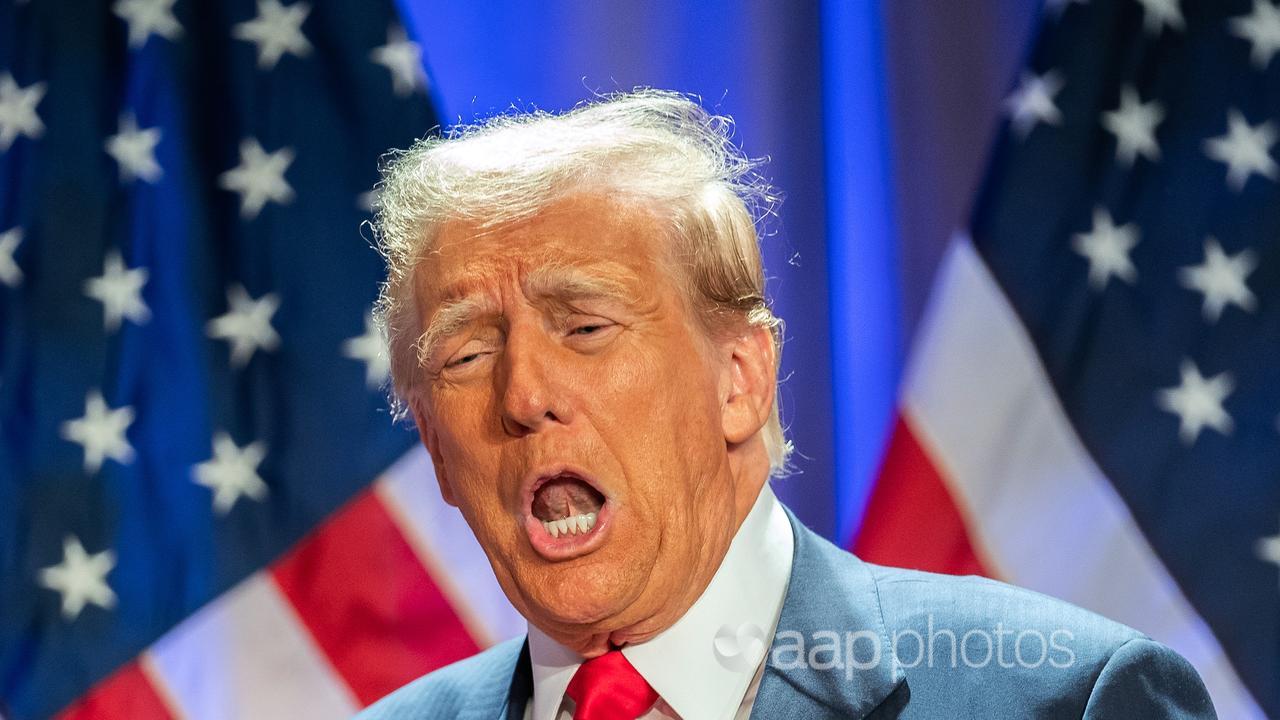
[137,655,185,719]
[147,573,360,720]
[902,236,1264,719]
[376,445,526,646]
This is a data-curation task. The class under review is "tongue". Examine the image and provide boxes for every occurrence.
[532,476,604,521]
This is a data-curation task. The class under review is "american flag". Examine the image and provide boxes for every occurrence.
[854,0,1279,717]
[0,1,524,718]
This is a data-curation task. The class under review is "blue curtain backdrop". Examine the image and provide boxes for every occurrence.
[396,0,1042,542]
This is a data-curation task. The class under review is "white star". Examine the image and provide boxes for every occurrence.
[1204,108,1277,192]
[1231,0,1280,68]
[105,113,162,183]
[0,226,22,288]
[112,0,182,49]
[207,284,281,367]
[1102,86,1164,166]
[38,535,117,621]
[343,311,390,388]
[218,138,295,219]
[1136,0,1185,35]
[1178,237,1257,323]
[233,0,312,70]
[1004,71,1063,139]
[61,390,136,473]
[0,72,46,151]
[371,26,427,97]
[84,250,151,332]
[1156,360,1234,444]
[194,432,269,515]
[1072,207,1140,289]
[1258,518,1280,590]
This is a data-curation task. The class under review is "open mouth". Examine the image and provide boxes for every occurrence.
[531,473,606,538]
[523,467,613,560]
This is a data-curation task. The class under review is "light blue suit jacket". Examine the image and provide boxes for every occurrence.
[358,506,1216,719]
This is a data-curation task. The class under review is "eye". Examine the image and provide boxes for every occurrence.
[563,319,618,351]
[442,340,493,370]
[446,352,483,368]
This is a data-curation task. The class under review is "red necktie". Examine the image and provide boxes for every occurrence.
[564,649,659,720]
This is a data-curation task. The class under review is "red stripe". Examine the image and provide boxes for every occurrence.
[271,489,482,707]
[852,414,992,577]
[56,661,173,720]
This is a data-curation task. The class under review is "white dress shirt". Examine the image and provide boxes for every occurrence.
[524,483,795,720]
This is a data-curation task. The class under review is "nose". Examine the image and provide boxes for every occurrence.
[497,326,573,437]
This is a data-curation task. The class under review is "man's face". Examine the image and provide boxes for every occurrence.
[410,193,761,651]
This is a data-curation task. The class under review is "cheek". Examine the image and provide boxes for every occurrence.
[430,391,503,503]
[598,326,714,400]
[586,334,725,487]
[587,339,702,430]
[430,376,496,445]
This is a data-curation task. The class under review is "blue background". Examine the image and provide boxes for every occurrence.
[396,0,1044,542]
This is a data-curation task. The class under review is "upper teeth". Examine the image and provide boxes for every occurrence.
[543,513,597,538]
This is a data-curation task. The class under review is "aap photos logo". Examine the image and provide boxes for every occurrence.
[713,622,767,672]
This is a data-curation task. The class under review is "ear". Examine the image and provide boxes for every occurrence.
[411,399,458,507]
[719,323,777,446]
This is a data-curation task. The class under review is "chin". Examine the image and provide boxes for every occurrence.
[517,555,647,631]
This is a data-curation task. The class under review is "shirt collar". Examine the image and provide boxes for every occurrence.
[527,482,795,720]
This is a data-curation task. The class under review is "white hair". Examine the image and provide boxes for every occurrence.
[371,89,794,476]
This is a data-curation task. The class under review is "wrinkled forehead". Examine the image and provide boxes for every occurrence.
[412,193,676,306]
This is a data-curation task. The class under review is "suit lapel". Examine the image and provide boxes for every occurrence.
[498,638,533,720]
[750,506,904,719]
[501,638,533,720]
[441,635,531,720]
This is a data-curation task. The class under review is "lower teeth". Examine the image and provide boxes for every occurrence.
[542,512,598,538]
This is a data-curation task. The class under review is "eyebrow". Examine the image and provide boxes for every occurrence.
[415,264,636,366]
[416,296,494,367]
[525,262,634,304]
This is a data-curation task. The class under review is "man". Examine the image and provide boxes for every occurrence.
[358,90,1215,719]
